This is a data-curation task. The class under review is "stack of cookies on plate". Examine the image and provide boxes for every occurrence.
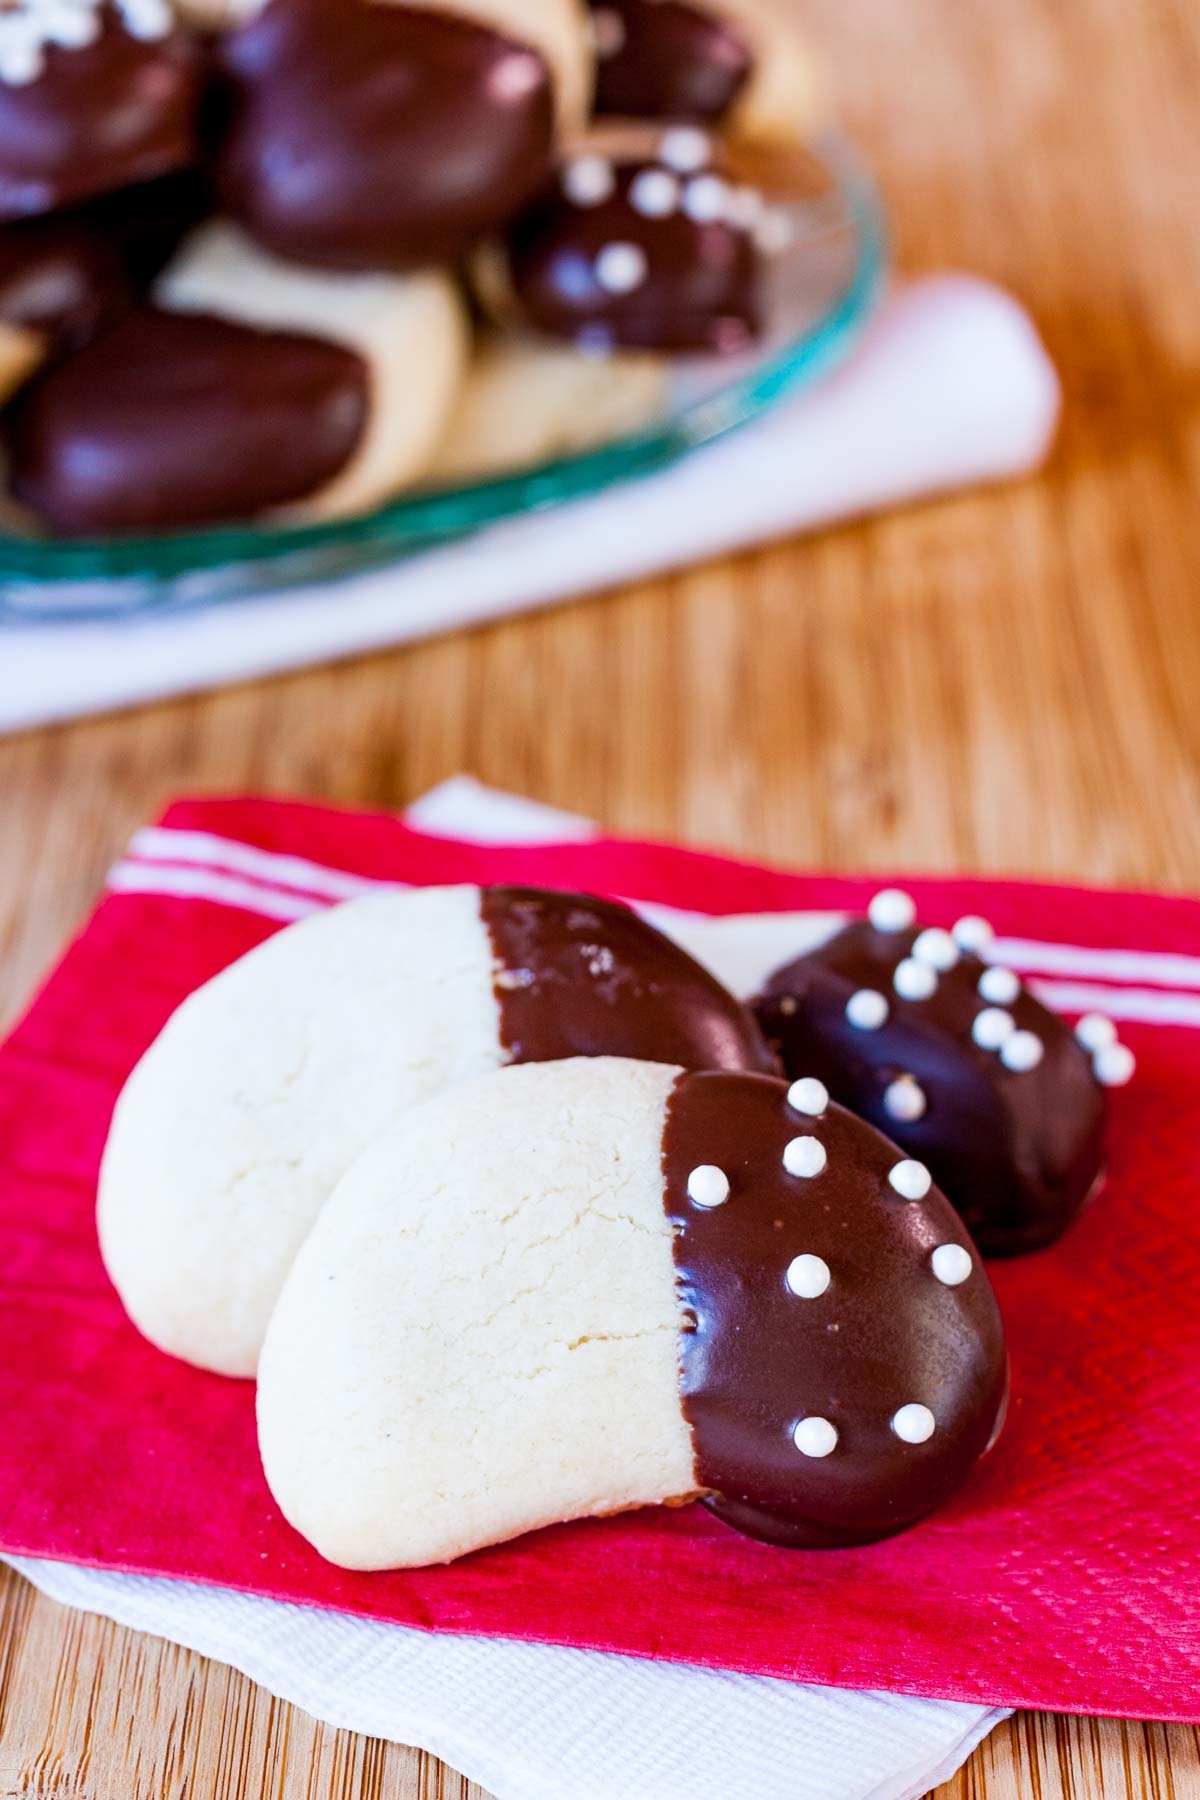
[98,882,1132,1567]
[0,0,823,535]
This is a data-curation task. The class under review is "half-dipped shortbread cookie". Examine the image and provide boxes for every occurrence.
[8,222,467,532]
[0,0,204,222]
[258,1057,1007,1568]
[99,885,777,1377]
[0,214,128,406]
[216,0,592,270]
[483,123,793,353]
[753,891,1136,1255]
[587,0,823,146]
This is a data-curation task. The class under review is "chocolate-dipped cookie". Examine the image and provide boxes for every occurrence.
[753,891,1136,1256]
[491,125,791,353]
[588,0,821,144]
[0,0,204,222]
[0,213,129,407]
[216,0,590,271]
[256,1057,1006,1568]
[99,883,778,1376]
[8,222,468,533]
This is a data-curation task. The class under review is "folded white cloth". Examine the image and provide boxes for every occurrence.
[1,779,1010,1800]
[0,274,1058,735]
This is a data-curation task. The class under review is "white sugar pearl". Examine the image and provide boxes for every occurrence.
[953,915,994,953]
[1094,1041,1136,1087]
[594,241,647,295]
[972,1007,1015,1050]
[1076,1012,1117,1052]
[783,1135,827,1178]
[912,927,959,971]
[682,173,730,224]
[792,1416,838,1458]
[787,1077,828,1117]
[0,35,43,82]
[931,1242,973,1285]
[118,0,171,38]
[894,958,937,1001]
[755,209,794,255]
[687,1164,729,1208]
[563,155,615,207]
[628,167,679,219]
[590,4,625,55]
[892,1403,936,1444]
[659,125,711,174]
[868,888,916,933]
[43,4,100,47]
[888,1158,932,1201]
[1001,1029,1044,1072]
[978,965,1020,1006]
[846,988,888,1031]
[785,1253,831,1299]
[884,1075,927,1123]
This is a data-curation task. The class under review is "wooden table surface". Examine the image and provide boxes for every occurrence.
[3,0,1200,1794]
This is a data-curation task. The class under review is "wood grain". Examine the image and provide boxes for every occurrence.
[2,0,1200,1792]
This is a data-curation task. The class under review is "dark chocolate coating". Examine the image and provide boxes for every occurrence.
[8,306,368,535]
[217,0,556,271]
[78,169,213,289]
[0,4,203,223]
[506,155,761,353]
[754,921,1106,1256]
[663,1070,1008,1547]
[481,886,778,1073]
[0,216,128,353]
[590,0,752,123]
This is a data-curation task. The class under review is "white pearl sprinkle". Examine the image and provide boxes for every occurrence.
[1000,1029,1045,1072]
[686,1164,729,1209]
[894,957,938,1001]
[628,167,679,219]
[593,240,647,295]
[978,965,1020,1006]
[117,0,171,39]
[785,1253,831,1299]
[755,209,794,255]
[931,1243,973,1286]
[912,927,959,971]
[787,1077,828,1117]
[562,155,615,208]
[888,1158,932,1201]
[590,4,625,56]
[658,125,712,174]
[868,888,916,933]
[972,1006,1015,1050]
[43,4,101,47]
[1076,1012,1117,1052]
[846,988,888,1031]
[783,1135,827,1178]
[953,915,994,953]
[1094,1041,1136,1087]
[884,1074,927,1123]
[892,1403,936,1444]
[681,173,730,224]
[792,1416,838,1458]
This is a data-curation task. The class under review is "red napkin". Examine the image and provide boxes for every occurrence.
[1,795,1198,1721]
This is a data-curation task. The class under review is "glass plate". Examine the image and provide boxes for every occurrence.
[0,132,886,622]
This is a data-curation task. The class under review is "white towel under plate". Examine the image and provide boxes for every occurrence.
[2,780,1011,1800]
[0,274,1059,735]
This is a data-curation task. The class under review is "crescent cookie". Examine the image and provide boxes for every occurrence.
[257,1057,1007,1568]
[216,0,592,270]
[9,223,468,533]
[99,884,776,1377]
[753,891,1136,1255]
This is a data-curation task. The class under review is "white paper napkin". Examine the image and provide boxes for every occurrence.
[1,779,1010,1800]
[0,274,1058,735]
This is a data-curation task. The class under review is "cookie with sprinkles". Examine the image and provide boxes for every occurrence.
[753,891,1135,1255]
[0,0,204,221]
[256,1057,1005,1568]
[490,124,792,353]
